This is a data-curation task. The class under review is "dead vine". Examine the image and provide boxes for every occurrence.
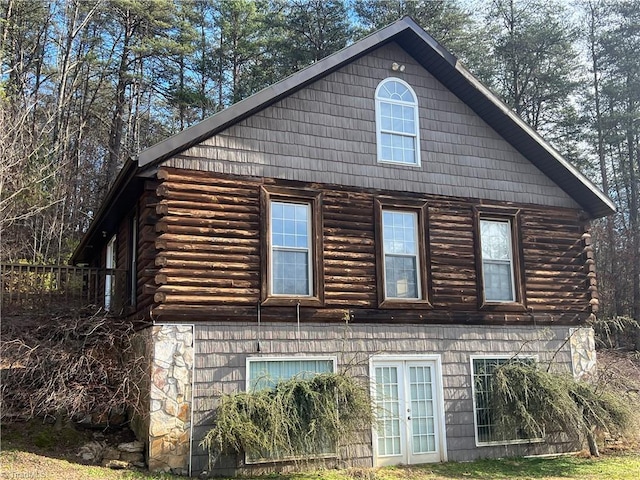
[0,309,148,424]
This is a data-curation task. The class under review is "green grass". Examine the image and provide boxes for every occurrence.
[2,419,639,479]
[1,448,639,479]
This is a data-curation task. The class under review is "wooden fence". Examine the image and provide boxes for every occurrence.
[0,264,128,315]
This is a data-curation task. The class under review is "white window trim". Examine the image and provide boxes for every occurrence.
[382,209,421,300]
[470,354,543,447]
[244,355,338,464]
[479,218,517,303]
[375,77,421,167]
[105,234,116,311]
[269,200,313,297]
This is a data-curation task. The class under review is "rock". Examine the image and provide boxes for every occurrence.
[121,452,144,463]
[118,440,144,453]
[77,440,106,463]
[102,447,121,461]
[103,459,129,469]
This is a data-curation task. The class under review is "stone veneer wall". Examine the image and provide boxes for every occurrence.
[569,327,597,380]
[148,324,194,475]
[189,322,579,476]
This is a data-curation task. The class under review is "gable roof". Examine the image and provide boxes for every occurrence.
[71,17,614,265]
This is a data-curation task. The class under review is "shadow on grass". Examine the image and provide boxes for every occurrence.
[0,419,135,464]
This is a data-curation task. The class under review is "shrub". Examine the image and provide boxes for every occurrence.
[201,372,372,466]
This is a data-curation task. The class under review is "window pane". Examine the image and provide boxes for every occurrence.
[383,211,417,255]
[473,358,535,443]
[249,359,333,390]
[483,261,514,301]
[378,80,415,103]
[385,255,418,298]
[381,101,416,136]
[273,249,309,295]
[272,201,308,248]
[480,220,511,260]
[380,132,416,165]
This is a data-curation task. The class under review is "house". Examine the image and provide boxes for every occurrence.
[71,17,615,476]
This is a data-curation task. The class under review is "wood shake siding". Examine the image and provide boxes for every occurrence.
[150,167,591,325]
[167,42,581,211]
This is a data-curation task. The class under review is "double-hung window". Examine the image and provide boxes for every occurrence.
[375,78,420,166]
[480,219,515,302]
[471,356,540,445]
[383,210,420,299]
[474,207,525,310]
[375,199,430,307]
[271,201,312,296]
[261,187,323,306]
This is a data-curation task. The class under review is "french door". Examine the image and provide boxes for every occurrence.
[372,357,446,465]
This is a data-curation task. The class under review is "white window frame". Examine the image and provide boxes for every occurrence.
[375,77,421,167]
[470,355,543,447]
[479,218,516,303]
[105,234,116,311]
[245,356,338,464]
[269,200,313,297]
[382,209,421,300]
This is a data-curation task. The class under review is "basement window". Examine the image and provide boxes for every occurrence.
[471,356,541,446]
[245,356,336,463]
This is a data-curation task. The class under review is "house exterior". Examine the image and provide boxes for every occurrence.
[71,17,614,477]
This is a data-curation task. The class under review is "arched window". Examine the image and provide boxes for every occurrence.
[375,78,420,166]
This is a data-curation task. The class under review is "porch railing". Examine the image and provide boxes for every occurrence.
[0,263,129,315]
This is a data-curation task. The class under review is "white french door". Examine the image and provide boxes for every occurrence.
[372,357,446,465]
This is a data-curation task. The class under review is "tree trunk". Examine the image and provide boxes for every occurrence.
[586,426,600,457]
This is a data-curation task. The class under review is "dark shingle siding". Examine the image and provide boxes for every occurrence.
[167,43,579,210]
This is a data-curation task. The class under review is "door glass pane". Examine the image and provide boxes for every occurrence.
[375,366,402,456]
[409,366,436,454]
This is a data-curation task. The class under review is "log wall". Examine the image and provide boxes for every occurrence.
[149,167,593,326]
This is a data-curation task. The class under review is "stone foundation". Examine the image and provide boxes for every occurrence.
[148,324,194,475]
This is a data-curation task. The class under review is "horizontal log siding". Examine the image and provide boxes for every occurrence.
[522,209,590,313]
[429,205,477,309]
[137,182,160,315]
[155,169,261,307]
[323,190,376,306]
[152,167,591,325]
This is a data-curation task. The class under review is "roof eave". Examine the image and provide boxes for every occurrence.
[69,158,139,265]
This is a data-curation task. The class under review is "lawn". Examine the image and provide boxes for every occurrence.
[1,421,639,479]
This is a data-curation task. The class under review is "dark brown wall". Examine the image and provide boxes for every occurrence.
[149,167,593,326]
